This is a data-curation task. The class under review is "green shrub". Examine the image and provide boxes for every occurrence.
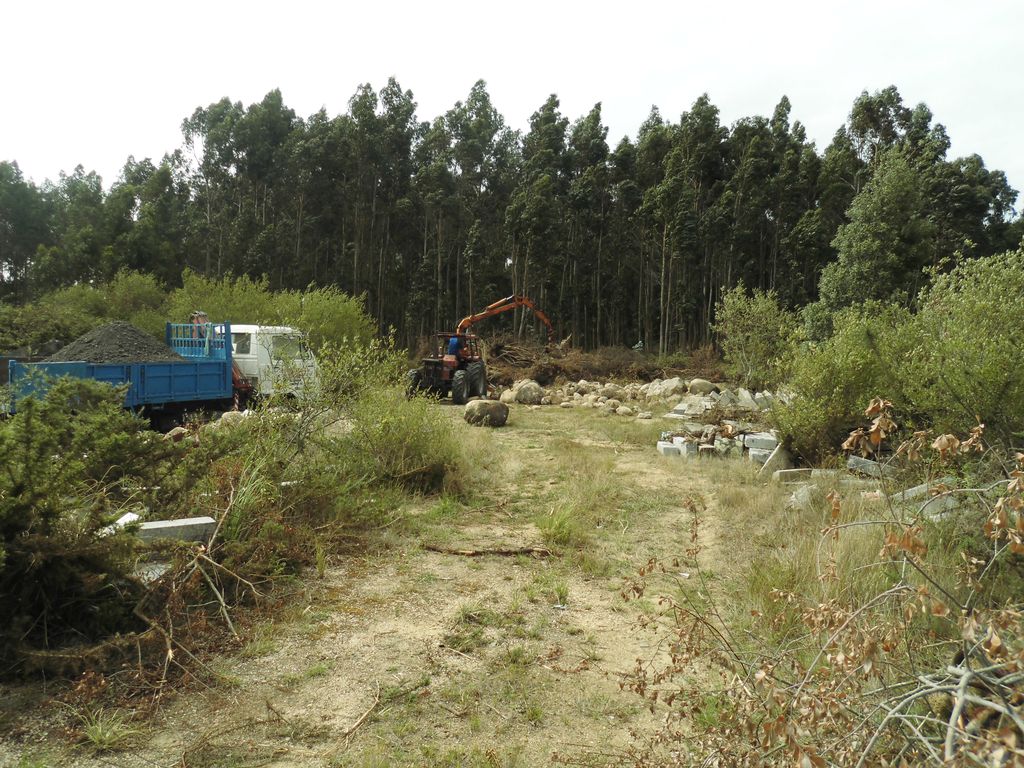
[712,284,798,389]
[0,379,180,664]
[772,302,917,462]
[901,248,1024,443]
[336,388,467,494]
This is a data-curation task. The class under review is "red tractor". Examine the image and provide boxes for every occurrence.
[407,295,556,405]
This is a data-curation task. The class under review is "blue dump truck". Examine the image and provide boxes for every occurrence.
[6,321,244,430]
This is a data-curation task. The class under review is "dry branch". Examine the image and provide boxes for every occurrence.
[423,543,552,557]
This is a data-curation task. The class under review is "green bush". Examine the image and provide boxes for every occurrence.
[712,284,798,390]
[0,379,179,664]
[335,388,467,495]
[900,248,1024,443]
[772,302,917,462]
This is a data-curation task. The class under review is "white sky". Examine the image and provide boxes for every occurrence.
[2,0,1021,207]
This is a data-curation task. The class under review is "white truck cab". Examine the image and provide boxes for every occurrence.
[229,324,317,397]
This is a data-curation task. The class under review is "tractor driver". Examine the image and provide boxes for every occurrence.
[447,335,467,360]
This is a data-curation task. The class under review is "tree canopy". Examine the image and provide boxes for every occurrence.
[1,82,1020,349]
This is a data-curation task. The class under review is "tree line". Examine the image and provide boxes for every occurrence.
[1,81,1020,350]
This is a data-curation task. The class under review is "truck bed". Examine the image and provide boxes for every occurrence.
[7,359,233,410]
[5,321,235,414]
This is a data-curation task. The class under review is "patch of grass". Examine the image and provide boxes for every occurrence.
[74,707,139,753]
[278,661,332,688]
[240,621,279,658]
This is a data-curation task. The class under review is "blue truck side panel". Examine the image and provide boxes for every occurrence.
[6,322,234,412]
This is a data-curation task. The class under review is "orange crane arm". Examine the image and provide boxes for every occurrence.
[456,295,556,344]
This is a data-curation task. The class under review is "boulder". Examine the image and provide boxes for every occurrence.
[217,410,248,429]
[616,406,634,417]
[499,388,517,404]
[514,380,545,405]
[688,378,717,395]
[600,384,625,399]
[605,399,622,410]
[559,401,573,409]
[636,411,653,420]
[465,400,509,427]
[164,426,189,442]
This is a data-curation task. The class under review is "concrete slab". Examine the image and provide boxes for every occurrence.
[758,445,793,478]
[743,432,779,451]
[772,468,813,483]
[847,455,896,478]
[656,441,681,457]
[748,447,773,464]
[138,516,217,543]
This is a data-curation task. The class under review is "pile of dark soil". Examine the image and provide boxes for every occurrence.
[47,321,184,364]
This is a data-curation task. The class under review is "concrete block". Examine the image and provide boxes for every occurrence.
[743,432,779,451]
[747,447,773,465]
[137,516,218,544]
[888,477,956,503]
[656,441,681,457]
[772,468,813,483]
[846,454,896,478]
[758,445,793,478]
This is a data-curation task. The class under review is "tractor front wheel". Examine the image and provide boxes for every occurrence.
[467,361,487,398]
[451,369,469,405]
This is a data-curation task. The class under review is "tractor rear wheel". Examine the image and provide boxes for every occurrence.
[467,361,487,398]
[451,369,469,405]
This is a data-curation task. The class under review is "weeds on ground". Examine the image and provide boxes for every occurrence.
[619,400,1024,766]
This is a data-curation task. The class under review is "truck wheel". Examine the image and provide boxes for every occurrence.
[467,361,486,398]
[406,368,422,398]
[451,369,469,405]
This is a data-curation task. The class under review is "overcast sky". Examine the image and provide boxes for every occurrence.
[2,0,1021,206]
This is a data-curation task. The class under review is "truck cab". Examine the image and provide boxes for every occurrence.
[229,325,317,398]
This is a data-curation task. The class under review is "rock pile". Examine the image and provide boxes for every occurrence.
[492,376,790,423]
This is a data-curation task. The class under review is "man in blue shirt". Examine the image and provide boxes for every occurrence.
[447,335,463,357]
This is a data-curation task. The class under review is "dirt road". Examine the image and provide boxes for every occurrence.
[3,405,757,768]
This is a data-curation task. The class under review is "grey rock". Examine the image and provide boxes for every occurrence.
[714,437,743,458]
[735,388,760,411]
[499,388,517,404]
[688,378,717,395]
[616,406,634,416]
[636,411,653,420]
[515,380,544,405]
[716,389,737,407]
[787,484,822,513]
[464,400,509,427]
[748,447,773,464]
